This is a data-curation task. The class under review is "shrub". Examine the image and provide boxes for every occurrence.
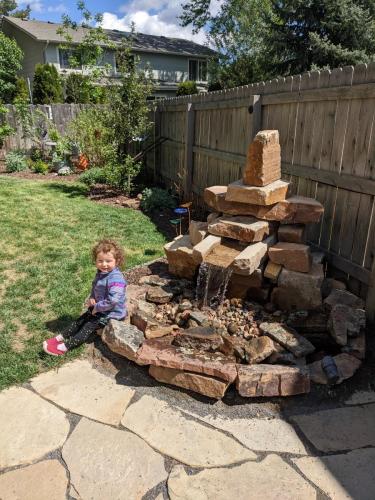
[5,150,28,172]
[176,81,199,96]
[30,146,43,162]
[13,77,29,103]
[32,64,63,104]
[79,167,108,186]
[140,187,177,212]
[0,33,23,103]
[31,159,49,174]
[0,104,14,148]
[65,73,95,104]
[104,157,142,195]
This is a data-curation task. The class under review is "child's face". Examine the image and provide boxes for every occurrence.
[96,251,117,273]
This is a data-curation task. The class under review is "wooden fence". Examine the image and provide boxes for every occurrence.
[147,63,375,320]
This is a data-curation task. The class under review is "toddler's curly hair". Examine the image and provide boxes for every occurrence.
[92,239,125,268]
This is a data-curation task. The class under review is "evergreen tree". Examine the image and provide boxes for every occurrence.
[0,0,31,18]
[32,64,63,104]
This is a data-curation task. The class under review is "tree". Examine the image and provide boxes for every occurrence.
[265,0,375,77]
[0,32,23,102]
[32,64,63,104]
[176,81,199,96]
[180,0,375,86]
[13,77,29,103]
[0,0,31,19]
[65,73,95,103]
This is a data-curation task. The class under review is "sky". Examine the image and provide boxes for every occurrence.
[16,0,223,45]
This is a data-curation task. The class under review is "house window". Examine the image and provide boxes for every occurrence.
[188,59,207,82]
[59,49,81,69]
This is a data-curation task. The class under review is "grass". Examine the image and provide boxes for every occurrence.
[0,177,166,390]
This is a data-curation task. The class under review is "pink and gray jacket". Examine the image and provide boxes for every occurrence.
[91,267,127,320]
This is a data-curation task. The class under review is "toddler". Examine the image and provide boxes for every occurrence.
[43,239,127,356]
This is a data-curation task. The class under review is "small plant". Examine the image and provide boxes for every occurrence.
[140,187,177,212]
[30,146,43,162]
[79,167,108,186]
[176,81,199,96]
[31,159,49,174]
[5,150,28,172]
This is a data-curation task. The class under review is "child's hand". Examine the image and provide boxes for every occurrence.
[86,298,96,307]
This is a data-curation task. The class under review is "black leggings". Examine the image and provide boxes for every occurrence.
[63,310,109,349]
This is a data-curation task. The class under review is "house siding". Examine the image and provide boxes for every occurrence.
[2,22,44,82]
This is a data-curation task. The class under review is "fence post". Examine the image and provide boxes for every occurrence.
[183,102,195,200]
[366,260,375,324]
[154,106,161,184]
[249,94,262,140]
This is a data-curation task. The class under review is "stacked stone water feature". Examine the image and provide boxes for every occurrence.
[101,130,366,400]
[165,129,325,310]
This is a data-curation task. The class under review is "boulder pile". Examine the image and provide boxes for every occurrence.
[100,130,366,399]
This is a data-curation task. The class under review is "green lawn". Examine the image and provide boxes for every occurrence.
[0,177,166,390]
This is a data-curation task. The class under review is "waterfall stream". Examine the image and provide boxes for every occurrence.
[195,262,233,308]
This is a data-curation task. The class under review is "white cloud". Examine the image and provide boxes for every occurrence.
[47,4,67,13]
[102,0,208,44]
[18,0,43,11]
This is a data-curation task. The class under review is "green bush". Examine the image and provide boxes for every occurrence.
[31,159,49,174]
[13,77,29,103]
[32,64,63,104]
[140,187,177,212]
[65,73,95,104]
[5,150,28,172]
[176,81,199,96]
[0,104,14,148]
[79,167,108,186]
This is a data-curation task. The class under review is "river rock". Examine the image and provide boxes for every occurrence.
[268,242,312,273]
[208,216,273,242]
[260,322,315,357]
[136,339,238,382]
[149,366,230,399]
[243,130,281,186]
[102,320,145,362]
[237,364,310,397]
[226,179,289,206]
[308,353,362,385]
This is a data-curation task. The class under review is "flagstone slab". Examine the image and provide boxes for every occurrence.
[121,395,256,467]
[62,418,167,500]
[0,387,69,468]
[291,405,375,452]
[0,460,68,500]
[168,455,316,500]
[178,411,307,454]
[345,390,375,405]
[293,449,375,500]
[31,359,135,425]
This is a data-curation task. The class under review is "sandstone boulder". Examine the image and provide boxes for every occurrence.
[149,366,230,399]
[268,242,312,273]
[192,235,222,263]
[328,304,366,346]
[264,261,282,282]
[227,269,263,299]
[243,130,281,187]
[236,364,310,397]
[102,321,145,362]
[164,235,198,279]
[226,179,289,206]
[342,333,366,360]
[208,216,273,242]
[172,326,224,352]
[324,289,365,311]
[221,335,276,363]
[189,220,208,245]
[260,322,315,358]
[309,353,362,385]
[146,286,174,304]
[232,235,276,276]
[278,224,306,243]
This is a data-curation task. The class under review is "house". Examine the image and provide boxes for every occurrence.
[1,16,216,98]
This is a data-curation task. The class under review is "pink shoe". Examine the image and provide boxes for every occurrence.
[43,342,67,356]
[42,336,62,351]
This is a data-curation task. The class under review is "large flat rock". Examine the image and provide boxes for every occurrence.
[31,359,135,426]
[260,322,315,358]
[102,320,145,362]
[179,410,308,454]
[232,235,276,276]
[164,235,198,279]
[291,405,375,452]
[168,455,316,500]
[226,179,289,206]
[0,387,69,468]
[62,418,167,500]
[208,216,273,242]
[121,395,256,467]
[136,339,238,382]
[0,460,68,500]
[293,449,375,500]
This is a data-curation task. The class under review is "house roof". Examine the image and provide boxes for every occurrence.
[2,16,215,58]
